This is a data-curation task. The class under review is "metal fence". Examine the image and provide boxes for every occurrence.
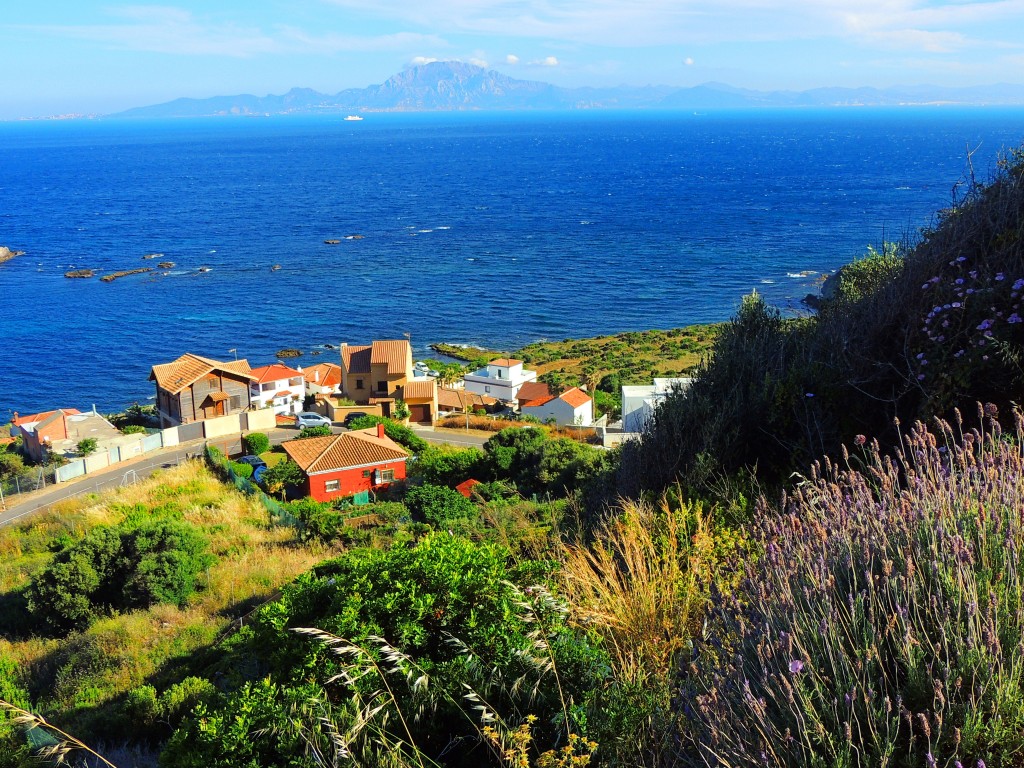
[0,467,56,506]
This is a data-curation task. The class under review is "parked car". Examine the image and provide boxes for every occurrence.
[236,454,268,483]
[343,411,368,427]
[295,412,333,428]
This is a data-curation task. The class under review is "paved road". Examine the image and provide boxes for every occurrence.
[0,424,491,527]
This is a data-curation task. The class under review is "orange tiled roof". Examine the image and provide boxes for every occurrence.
[516,382,551,404]
[521,395,555,408]
[341,344,372,374]
[455,478,482,498]
[490,357,523,368]
[281,428,409,474]
[559,387,592,408]
[250,363,302,384]
[13,408,81,427]
[401,380,436,400]
[370,340,410,375]
[150,353,254,394]
[438,388,497,409]
[303,363,341,388]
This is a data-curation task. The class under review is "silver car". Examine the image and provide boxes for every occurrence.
[295,412,333,428]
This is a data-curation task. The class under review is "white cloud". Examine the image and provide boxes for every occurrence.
[29,6,280,57]
[469,56,489,67]
[410,56,439,65]
[684,56,694,65]
[530,55,559,66]
[316,0,1024,54]
[506,53,520,64]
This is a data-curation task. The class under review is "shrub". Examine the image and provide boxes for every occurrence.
[408,444,485,486]
[226,461,253,480]
[345,415,428,453]
[76,437,98,456]
[119,424,147,435]
[297,425,332,439]
[404,483,476,527]
[241,432,270,456]
[26,519,214,634]
[685,414,1024,767]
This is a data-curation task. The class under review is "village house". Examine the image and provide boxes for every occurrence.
[520,386,594,427]
[249,363,305,415]
[301,362,342,400]
[149,353,256,428]
[437,387,500,415]
[339,339,437,422]
[621,377,694,433]
[281,424,410,502]
[515,381,553,410]
[463,358,537,403]
[10,408,123,462]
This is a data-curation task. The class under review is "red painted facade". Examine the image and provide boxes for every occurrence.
[305,457,408,502]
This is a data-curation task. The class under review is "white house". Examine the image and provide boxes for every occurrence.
[301,363,342,399]
[521,387,594,426]
[621,378,693,433]
[463,358,537,402]
[249,363,306,415]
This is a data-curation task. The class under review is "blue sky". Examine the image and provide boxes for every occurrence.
[4,1,1024,118]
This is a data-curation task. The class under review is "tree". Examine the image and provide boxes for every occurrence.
[298,425,332,439]
[262,459,305,500]
[392,399,411,421]
[345,416,428,453]
[0,452,25,480]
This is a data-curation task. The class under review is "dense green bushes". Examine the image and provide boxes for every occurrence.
[164,534,606,767]
[623,147,1024,497]
[25,519,214,633]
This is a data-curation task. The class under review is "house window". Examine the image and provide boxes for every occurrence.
[208,378,218,390]
[377,381,387,392]
[229,395,242,411]
[325,480,340,493]
[497,370,503,379]
[362,470,371,477]
[355,379,364,390]
[485,386,490,393]
[379,469,395,483]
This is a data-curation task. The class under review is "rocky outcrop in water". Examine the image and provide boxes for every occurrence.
[276,349,303,358]
[100,268,153,282]
[65,269,95,278]
[0,246,25,266]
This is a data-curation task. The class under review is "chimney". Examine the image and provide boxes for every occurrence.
[377,423,386,439]
[315,370,320,383]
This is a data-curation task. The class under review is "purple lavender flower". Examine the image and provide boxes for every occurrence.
[996,273,1005,281]
[1014,278,1024,290]
[977,319,993,331]
[789,659,804,674]
[1009,313,1022,324]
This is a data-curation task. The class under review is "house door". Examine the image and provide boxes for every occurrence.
[409,404,430,423]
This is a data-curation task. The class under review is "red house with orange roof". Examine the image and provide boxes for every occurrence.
[280,423,410,502]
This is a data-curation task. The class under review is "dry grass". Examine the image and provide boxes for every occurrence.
[1,460,324,733]
[558,496,731,686]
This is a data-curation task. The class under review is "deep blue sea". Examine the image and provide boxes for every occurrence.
[2,109,1023,414]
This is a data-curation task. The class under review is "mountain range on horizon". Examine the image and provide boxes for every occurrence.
[111,61,1024,118]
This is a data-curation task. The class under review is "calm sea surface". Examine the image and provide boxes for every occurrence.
[2,109,1023,413]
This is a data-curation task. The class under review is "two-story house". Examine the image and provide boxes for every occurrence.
[338,339,439,422]
[149,353,256,428]
[463,358,538,403]
[301,363,342,401]
[249,363,306,415]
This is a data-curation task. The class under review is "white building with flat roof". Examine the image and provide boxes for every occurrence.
[463,358,537,403]
[622,377,694,433]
